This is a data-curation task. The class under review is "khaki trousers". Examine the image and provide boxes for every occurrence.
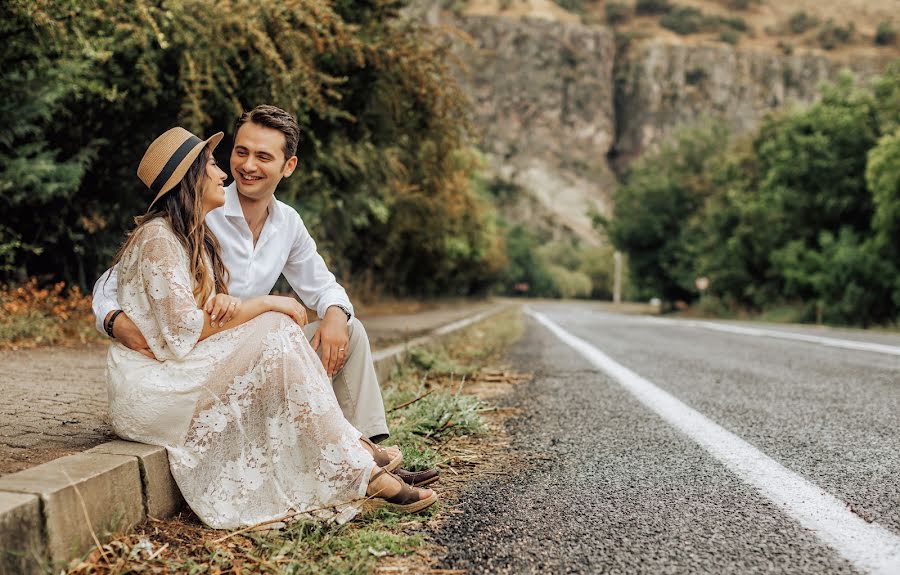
[302,319,389,442]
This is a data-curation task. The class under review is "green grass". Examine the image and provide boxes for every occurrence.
[0,311,64,345]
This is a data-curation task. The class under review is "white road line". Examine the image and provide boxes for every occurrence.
[643,317,900,357]
[527,308,900,575]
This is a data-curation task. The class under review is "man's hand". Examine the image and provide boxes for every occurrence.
[106,311,155,360]
[311,306,350,377]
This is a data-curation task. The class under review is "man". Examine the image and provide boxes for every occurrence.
[93,105,438,487]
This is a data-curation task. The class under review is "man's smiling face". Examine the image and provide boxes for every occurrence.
[230,121,297,201]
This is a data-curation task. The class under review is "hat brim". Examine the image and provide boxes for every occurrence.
[148,131,224,210]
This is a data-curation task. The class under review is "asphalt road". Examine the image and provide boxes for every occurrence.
[435,302,900,574]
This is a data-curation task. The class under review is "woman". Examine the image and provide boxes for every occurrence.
[106,127,436,529]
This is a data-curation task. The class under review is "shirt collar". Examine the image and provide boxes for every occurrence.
[224,181,284,239]
[223,182,283,226]
[223,182,243,219]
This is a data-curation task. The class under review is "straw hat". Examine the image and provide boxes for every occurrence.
[137,127,224,209]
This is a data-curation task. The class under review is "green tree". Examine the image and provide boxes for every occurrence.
[750,75,880,304]
[1,0,502,297]
[500,225,556,297]
[866,128,900,313]
[602,123,729,304]
[602,66,900,324]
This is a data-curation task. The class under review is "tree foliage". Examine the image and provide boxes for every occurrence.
[1,0,503,296]
[602,65,900,325]
[602,123,728,304]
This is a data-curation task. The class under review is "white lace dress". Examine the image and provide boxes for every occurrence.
[106,219,375,528]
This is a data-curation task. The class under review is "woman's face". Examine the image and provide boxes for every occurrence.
[201,153,228,215]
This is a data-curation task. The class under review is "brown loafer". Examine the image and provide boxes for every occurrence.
[360,436,403,472]
[394,467,440,487]
[363,469,438,514]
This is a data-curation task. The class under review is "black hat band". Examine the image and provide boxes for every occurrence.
[150,135,202,194]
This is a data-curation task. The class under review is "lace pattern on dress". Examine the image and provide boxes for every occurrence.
[109,219,375,529]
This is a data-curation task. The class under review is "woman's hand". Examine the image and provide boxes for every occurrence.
[204,294,242,328]
[267,295,309,327]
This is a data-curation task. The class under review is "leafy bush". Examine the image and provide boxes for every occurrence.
[0,279,99,347]
[720,30,740,45]
[545,265,593,298]
[657,8,745,37]
[875,21,897,46]
[788,11,819,34]
[660,7,706,35]
[777,40,795,55]
[605,1,631,25]
[867,129,900,259]
[554,0,585,14]
[817,19,854,50]
[500,225,614,299]
[635,0,672,16]
[872,61,900,133]
[773,230,896,327]
[578,245,616,299]
[501,225,558,297]
[718,16,748,32]
[724,0,760,9]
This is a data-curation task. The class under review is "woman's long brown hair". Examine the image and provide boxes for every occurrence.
[110,146,229,306]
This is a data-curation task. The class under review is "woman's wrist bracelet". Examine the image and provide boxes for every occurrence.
[105,310,124,338]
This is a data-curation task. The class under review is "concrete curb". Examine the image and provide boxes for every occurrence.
[0,304,511,574]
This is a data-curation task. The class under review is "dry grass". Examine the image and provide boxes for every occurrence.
[60,307,530,575]
[0,279,104,349]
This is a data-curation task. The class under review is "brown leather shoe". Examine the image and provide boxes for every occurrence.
[393,467,440,487]
[363,469,438,514]
[360,436,403,472]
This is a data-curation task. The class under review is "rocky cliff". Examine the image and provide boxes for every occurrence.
[431,9,895,244]
[449,15,617,243]
[613,40,890,168]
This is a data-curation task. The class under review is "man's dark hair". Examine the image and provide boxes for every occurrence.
[233,105,300,161]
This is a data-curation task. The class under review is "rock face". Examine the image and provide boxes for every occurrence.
[613,40,890,167]
[441,11,894,243]
[451,15,617,243]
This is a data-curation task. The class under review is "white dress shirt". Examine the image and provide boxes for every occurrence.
[93,182,354,333]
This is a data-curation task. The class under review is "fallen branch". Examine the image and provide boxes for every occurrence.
[388,389,433,412]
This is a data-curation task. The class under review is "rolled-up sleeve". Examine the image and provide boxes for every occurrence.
[282,218,354,323]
